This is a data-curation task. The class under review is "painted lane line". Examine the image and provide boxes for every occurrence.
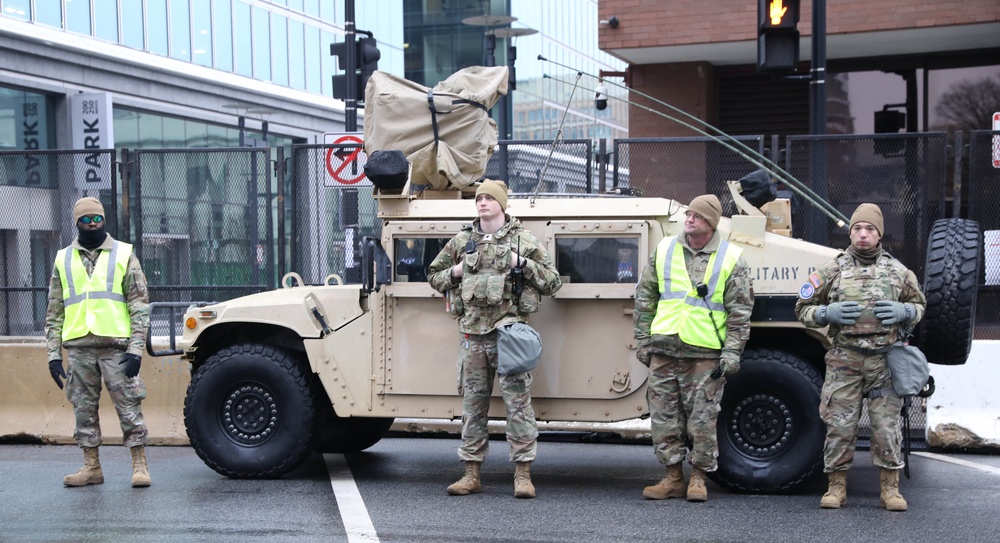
[325,453,381,543]
[912,452,1000,476]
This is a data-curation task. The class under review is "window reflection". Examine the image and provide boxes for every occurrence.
[66,0,92,35]
[169,0,191,61]
[556,237,640,284]
[193,2,213,67]
[36,0,61,28]
[252,6,271,80]
[121,1,144,49]
[147,0,168,55]
[233,2,252,77]
[392,238,449,283]
[272,14,289,86]
[94,0,118,42]
[214,0,233,71]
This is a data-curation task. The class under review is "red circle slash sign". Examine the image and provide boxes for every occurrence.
[325,135,366,185]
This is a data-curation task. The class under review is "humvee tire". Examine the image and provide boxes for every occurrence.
[712,349,825,493]
[184,343,317,478]
[919,218,981,365]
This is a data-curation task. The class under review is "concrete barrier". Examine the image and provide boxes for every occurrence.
[0,337,188,445]
[3,337,997,450]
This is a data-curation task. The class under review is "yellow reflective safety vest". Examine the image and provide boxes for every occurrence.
[55,241,132,341]
[650,236,742,349]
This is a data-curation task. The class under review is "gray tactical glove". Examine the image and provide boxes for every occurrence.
[815,301,863,325]
[873,301,915,325]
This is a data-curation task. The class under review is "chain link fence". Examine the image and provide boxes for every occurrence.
[485,139,594,193]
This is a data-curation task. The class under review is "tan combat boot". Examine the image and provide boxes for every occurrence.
[642,463,686,500]
[879,468,908,511]
[514,462,535,499]
[64,447,104,487]
[131,446,151,488]
[446,461,482,496]
[686,466,708,502]
[820,471,848,509]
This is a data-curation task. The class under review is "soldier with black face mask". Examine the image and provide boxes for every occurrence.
[45,197,152,488]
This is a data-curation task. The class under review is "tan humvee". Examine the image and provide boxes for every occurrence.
[165,178,978,493]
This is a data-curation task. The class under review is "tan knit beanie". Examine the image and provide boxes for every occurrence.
[73,197,105,223]
[475,179,509,211]
[850,203,884,235]
[687,194,722,230]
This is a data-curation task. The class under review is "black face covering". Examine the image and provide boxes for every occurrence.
[77,225,107,250]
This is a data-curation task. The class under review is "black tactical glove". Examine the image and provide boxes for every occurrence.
[815,301,863,326]
[49,359,67,390]
[119,353,142,378]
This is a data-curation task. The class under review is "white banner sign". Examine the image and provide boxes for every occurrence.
[70,93,114,190]
[992,111,999,169]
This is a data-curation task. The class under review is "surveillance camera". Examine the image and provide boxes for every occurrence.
[595,84,608,111]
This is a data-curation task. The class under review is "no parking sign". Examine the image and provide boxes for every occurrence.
[323,132,369,186]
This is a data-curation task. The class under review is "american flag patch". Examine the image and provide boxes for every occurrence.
[808,272,822,288]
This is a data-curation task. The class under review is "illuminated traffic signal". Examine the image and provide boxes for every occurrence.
[331,33,381,102]
[757,0,800,73]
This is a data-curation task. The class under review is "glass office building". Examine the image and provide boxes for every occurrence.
[0,0,405,151]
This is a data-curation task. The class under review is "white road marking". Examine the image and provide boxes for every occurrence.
[324,453,381,543]
[912,451,1000,475]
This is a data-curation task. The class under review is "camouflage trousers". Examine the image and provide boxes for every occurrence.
[647,354,725,471]
[456,332,538,463]
[820,346,903,472]
[65,346,148,449]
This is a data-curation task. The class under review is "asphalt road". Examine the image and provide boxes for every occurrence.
[2,437,998,543]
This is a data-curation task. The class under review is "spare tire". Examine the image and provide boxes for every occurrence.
[919,218,980,365]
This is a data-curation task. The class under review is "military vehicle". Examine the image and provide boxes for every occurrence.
[153,168,978,493]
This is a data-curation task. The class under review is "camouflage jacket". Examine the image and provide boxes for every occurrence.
[795,247,926,351]
[427,215,562,335]
[634,231,754,359]
[45,235,151,360]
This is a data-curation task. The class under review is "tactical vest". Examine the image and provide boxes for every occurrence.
[458,228,540,314]
[833,252,897,336]
[55,242,132,341]
[650,236,742,349]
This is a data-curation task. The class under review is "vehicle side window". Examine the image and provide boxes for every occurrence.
[393,237,448,283]
[555,237,640,284]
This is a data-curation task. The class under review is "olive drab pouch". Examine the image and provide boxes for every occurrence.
[516,284,541,314]
[497,322,543,375]
[886,342,930,397]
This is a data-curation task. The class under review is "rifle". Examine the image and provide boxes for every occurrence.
[511,236,526,306]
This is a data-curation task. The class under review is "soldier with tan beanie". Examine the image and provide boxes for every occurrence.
[795,202,926,511]
[45,196,153,488]
[427,179,562,498]
[634,194,754,502]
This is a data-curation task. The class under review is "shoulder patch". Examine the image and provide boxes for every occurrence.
[808,272,822,288]
[799,283,815,300]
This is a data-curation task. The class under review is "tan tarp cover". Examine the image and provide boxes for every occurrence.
[363,66,508,189]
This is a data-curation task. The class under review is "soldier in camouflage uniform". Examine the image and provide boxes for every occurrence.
[634,194,754,502]
[428,180,562,499]
[795,203,925,512]
[45,197,152,488]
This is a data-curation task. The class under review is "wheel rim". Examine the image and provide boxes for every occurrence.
[726,393,795,460]
[222,383,278,446]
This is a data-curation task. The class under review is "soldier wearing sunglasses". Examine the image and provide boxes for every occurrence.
[44,197,152,488]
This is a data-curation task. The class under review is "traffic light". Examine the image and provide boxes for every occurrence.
[330,33,381,102]
[757,0,800,73]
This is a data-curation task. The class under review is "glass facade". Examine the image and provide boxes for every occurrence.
[0,87,56,151]
[401,0,629,141]
[0,0,405,100]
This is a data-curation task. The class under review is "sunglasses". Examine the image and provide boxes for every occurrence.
[79,215,104,225]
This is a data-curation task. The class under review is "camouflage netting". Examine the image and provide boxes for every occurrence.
[363,66,508,190]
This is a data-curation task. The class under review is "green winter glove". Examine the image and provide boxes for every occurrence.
[873,301,915,325]
[711,353,741,379]
[815,301,863,325]
[636,345,653,367]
